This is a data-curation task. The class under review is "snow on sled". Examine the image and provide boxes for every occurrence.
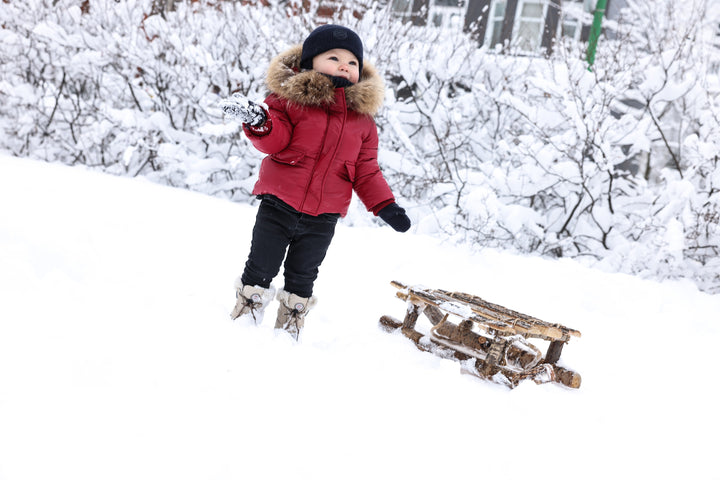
[379,281,582,389]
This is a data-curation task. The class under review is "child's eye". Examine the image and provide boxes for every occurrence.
[328,56,339,61]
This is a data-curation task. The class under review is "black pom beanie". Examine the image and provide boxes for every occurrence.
[300,25,364,76]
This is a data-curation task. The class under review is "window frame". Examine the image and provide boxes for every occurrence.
[426,0,469,30]
[484,0,508,48]
[389,0,414,21]
[512,0,549,53]
[558,0,594,42]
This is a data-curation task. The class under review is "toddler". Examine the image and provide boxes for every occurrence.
[221,24,410,340]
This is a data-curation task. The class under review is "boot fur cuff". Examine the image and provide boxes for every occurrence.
[277,289,317,312]
[234,277,276,304]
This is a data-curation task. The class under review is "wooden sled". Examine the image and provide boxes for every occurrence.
[379,281,582,389]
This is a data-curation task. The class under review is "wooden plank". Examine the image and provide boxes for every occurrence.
[402,303,421,330]
[399,288,559,339]
[379,315,402,332]
[390,281,581,341]
[438,289,579,340]
[545,340,565,364]
[554,366,582,389]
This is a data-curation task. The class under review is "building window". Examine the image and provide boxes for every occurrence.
[483,0,597,54]
[513,0,547,52]
[390,0,414,20]
[427,0,467,29]
[485,0,507,48]
[560,0,594,41]
[390,0,467,28]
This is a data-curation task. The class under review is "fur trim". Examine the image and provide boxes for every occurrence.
[276,288,317,311]
[230,280,276,322]
[266,45,384,116]
[234,277,276,304]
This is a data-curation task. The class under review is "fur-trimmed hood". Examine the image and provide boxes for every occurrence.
[266,45,384,116]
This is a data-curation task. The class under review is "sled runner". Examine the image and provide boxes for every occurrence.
[379,281,582,388]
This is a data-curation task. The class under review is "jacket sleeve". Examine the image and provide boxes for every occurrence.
[242,95,293,154]
[352,122,396,213]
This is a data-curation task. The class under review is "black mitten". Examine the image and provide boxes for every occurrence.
[220,93,267,127]
[378,203,411,232]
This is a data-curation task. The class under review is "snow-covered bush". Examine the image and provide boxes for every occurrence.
[0,0,299,199]
[592,0,720,291]
[0,0,718,293]
[371,0,720,292]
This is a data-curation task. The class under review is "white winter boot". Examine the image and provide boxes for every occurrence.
[275,289,316,341]
[230,278,276,324]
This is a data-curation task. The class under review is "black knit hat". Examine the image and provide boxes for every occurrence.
[300,25,364,76]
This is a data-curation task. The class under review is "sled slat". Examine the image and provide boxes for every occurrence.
[391,281,580,341]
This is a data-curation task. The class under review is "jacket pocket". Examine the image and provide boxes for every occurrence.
[270,147,306,166]
[344,160,356,182]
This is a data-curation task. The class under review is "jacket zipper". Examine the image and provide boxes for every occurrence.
[299,109,332,214]
[317,97,347,210]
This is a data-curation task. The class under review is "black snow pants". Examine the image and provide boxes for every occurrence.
[241,195,339,298]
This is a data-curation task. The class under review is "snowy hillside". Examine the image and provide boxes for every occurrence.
[1,154,718,480]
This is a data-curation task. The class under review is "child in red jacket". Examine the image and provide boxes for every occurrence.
[222,24,410,340]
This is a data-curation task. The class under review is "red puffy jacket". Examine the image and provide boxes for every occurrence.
[243,46,395,217]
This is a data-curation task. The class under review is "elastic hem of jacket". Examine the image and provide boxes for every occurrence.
[371,198,395,216]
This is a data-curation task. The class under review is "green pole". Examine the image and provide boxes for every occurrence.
[586,0,607,69]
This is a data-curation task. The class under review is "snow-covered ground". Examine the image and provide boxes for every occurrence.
[1,154,718,480]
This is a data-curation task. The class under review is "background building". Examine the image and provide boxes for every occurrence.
[390,0,626,55]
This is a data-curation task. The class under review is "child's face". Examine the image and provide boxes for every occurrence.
[312,48,360,84]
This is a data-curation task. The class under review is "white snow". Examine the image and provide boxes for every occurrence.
[1,154,719,480]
